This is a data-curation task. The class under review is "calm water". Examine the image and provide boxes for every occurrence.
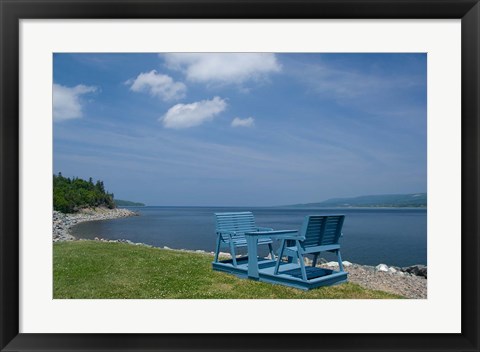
[71,206,427,267]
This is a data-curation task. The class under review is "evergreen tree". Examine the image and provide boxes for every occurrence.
[53,173,116,213]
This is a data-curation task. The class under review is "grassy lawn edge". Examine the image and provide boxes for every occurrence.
[54,241,403,299]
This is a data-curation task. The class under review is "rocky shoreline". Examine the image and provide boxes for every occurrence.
[318,261,427,299]
[52,209,427,299]
[53,207,138,242]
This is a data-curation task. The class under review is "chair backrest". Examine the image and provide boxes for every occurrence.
[215,212,257,240]
[299,215,345,249]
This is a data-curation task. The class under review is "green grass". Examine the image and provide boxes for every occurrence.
[53,241,403,299]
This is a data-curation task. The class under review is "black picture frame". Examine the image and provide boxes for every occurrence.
[1,0,479,351]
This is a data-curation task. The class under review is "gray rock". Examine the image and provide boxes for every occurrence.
[218,252,232,258]
[375,264,389,272]
[363,265,376,273]
[402,265,427,278]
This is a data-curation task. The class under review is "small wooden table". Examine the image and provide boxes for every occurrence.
[244,230,298,279]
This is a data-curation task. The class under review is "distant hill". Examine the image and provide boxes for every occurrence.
[289,193,427,208]
[114,199,146,207]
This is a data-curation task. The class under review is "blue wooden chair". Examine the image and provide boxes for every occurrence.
[274,215,345,281]
[214,212,275,266]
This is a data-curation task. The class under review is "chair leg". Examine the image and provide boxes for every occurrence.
[337,250,344,272]
[312,253,319,267]
[299,253,308,281]
[214,236,221,263]
[274,240,286,275]
[230,242,237,266]
[297,241,308,281]
[268,243,275,260]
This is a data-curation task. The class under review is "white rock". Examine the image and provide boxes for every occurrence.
[326,261,339,267]
[388,267,397,273]
[342,261,352,267]
[163,246,171,250]
[375,263,389,272]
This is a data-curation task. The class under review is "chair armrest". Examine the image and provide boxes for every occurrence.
[244,230,299,239]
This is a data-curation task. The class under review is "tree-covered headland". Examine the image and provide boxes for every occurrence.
[53,173,115,213]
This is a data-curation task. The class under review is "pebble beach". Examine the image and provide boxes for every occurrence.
[53,208,138,242]
[53,208,427,299]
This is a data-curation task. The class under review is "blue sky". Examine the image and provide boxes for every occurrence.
[53,53,427,206]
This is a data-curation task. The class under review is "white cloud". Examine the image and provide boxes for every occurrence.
[162,53,281,85]
[53,83,97,122]
[128,70,186,101]
[161,96,227,129]
[231,117,255,128]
